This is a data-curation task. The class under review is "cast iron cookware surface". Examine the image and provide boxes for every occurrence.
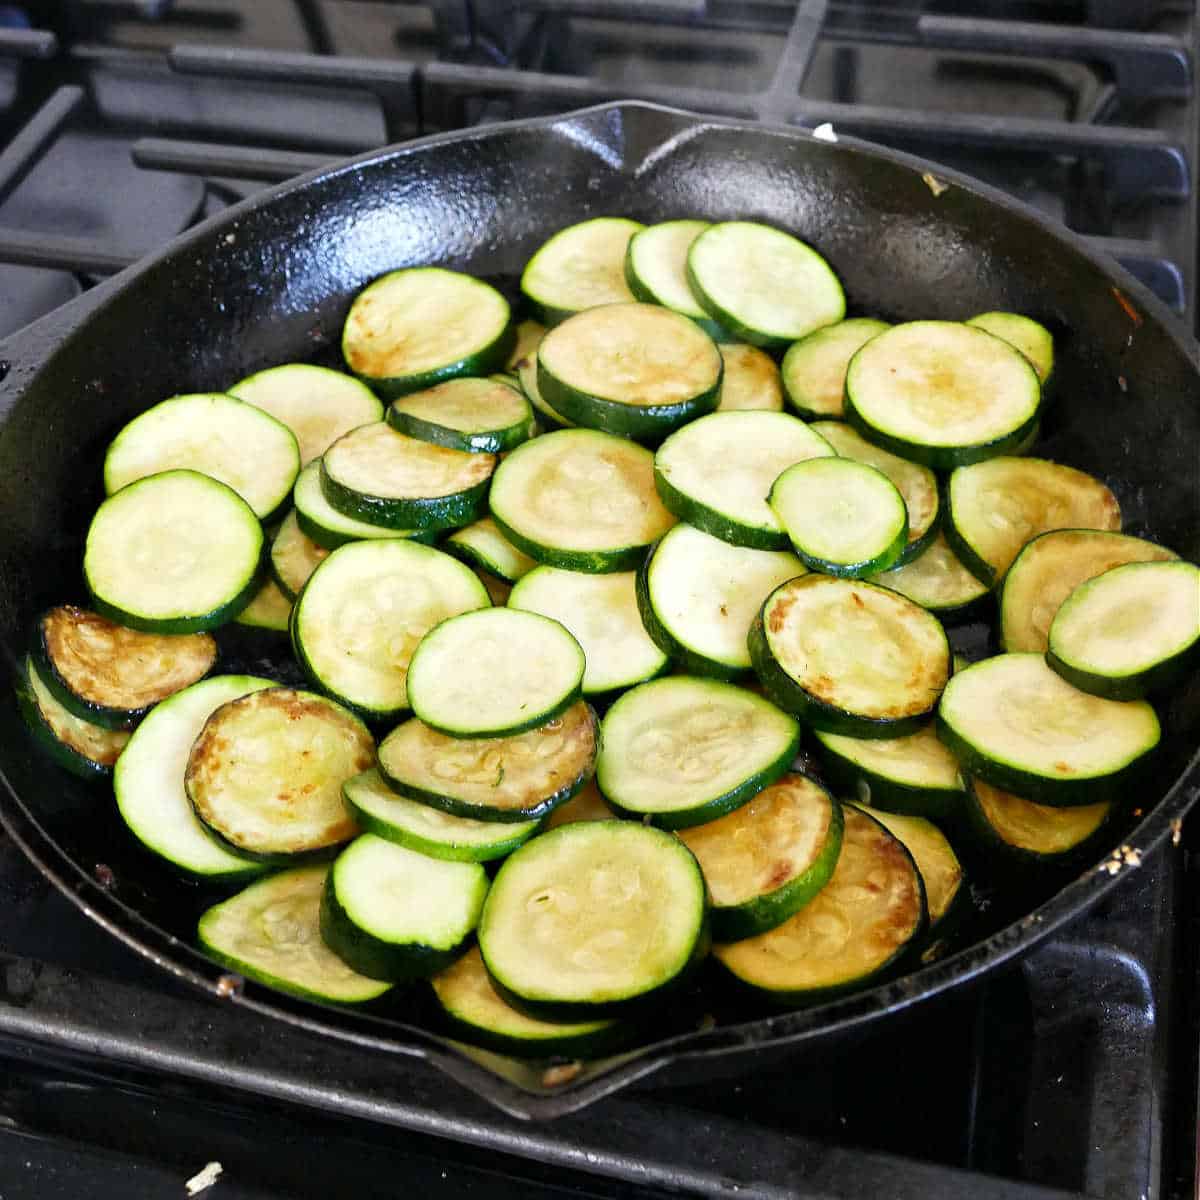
[0,104,1196,1119]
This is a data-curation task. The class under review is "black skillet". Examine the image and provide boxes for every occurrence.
[0,102,1197,1120]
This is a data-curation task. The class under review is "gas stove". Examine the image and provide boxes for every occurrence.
[0,4,1197,1198]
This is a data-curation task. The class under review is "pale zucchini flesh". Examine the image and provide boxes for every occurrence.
[517,343,574,429]
[781,318,889,419]
[445,515,537,583]
[292,460,431,549]
[623,219,713,321]
[544,779,614,829]
[967,776,1110,860]
[870,533,989,615]
[520,217,643,323]
[716,343,784,412]
[377,700,597,823]
[387,376,534,454]
[596,676,800,828]
[233,578,293,633]
[966,312,1054,384]
[508,319,546,371]
[270,510,329,600]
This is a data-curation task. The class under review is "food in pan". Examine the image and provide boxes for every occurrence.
[17,215,1196,1067]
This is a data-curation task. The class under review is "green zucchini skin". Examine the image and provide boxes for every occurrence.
[623,253,727,341]
[318,458,491,533]
[90,568,263,637]
[653,466,785,552]
[1045,642,1200,702]
[814,735,964,822]
[345,798,545,861]
[432,996,636,1060]
[489,508,645,574]
[941,488,1002,587]
[386,405,536,455]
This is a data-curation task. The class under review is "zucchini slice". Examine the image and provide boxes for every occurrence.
[104,392,300,522]
[637,523,806,679]
[292,460,432,550]
[686,221,845,349]
[185,687,374,860]
[537,303,722,439]
[387,377,535,455]
[517,343,574,430]
[431,945,629,1060]
[291,539,489,720]
[509,567,668,696]
[342,267,513,398]
[508,319,546,371]
[768,457,909,577]
[343,768,543,861]
[474,569,512,606]
[814,722,964,821]
[966,312,1054,385]
[544,779,615,829]
[320,422,495,532]
[1000,529,1176,653]
[445,516,537,583]
[319,835,487,982]
[233,577,292,633]
[377,700,597,823]
[809,421,939,566]
[714,804,925,1003]
[654,411,835,550]
[17,655,130,780]
[937,653,1160,805]
[780,318,890,420]
[406,607,584,738]
[853,805,964,928]
[85,470,263,634]
[716,343,784,412]
[269,510,329,600]
[229,363,384,465]
[623,218,723,336]
[596,676,800,829]
[1046,560,1200,699]
[520,217,643,325]
[750,575,950,737]
[947,458,1122,587]
[114,675,274,880]
[478,821,708,1020]
[489,429,676,572]
[198,864,391,1004]
[678,774,844,942]
[35,605,216,729]
[964,776,1111,864]
[845,322,1041,469]
[869,533,989,616]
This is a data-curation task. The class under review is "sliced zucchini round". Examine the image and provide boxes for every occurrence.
[654,411,835,550]
[966,312,1054,386]
[537,303,722,439]
[853,805,964,928]
[233,577,292,633]
[407,607,584,738]
[768,457,909,577]
[516,342,574,430]
[814,722,964,821]
[85,470,263,634]
[868,533,989,617]
[377,700,597,824]
[17,654,130,780]
[387,377,535,454]
[489,429,676,572]
[780,318,890,420]
[478,821,708,1020]
[623,219,717,327]
[509,567,667,696]
[1000,529,1176,653]
[750,575,950,737]
[520,217,643,325]
[320,422,494,532]
[35,605,216,729]
[678,774,844,942]
[320,835,487,982]
[114,675,275,879]
[342,267,513,398]
[937,653,1160,805]
[445,516,536,583]
[544,779,615,829]
[185,687,374,860]
[291,539,489,720]
[1046,560,1200,699]
[844,321,1041,469]
[343,768,543,861]
[686,221,845,349]
[508,319,546,371]
[292,460,432,550]
[714,804,925,1003]
[269,510,330,600]
[198,864,391,1004]
[810,421,939,566]
[637,523,806,679]
[964,776,1111,864]
[596,676,800,829]
[104,392,300,522]
[228,363,384,465]
[716,343,784,412]
[431,945,629,1060]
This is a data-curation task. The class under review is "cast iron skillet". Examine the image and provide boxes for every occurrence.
[0,102,1197,1120]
